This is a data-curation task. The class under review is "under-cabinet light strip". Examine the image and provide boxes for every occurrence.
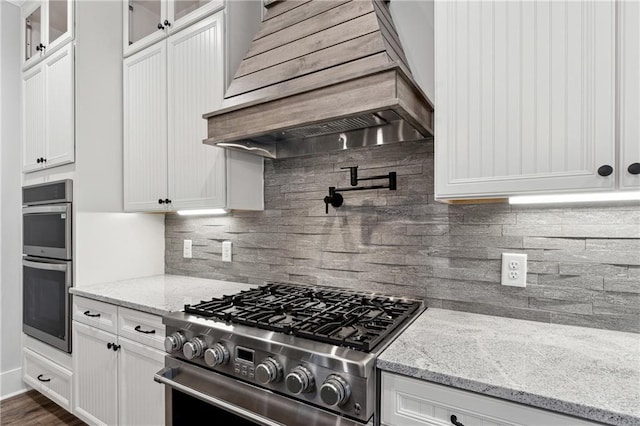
[509,191,640,205]
[176,209,228,216]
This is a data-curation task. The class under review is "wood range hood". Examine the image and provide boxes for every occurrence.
[203,0,434,159]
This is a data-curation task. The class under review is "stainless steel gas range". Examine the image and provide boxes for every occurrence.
[155,283,424,426]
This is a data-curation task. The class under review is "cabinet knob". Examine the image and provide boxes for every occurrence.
[106,342,121,352]
[597,165,613,177]
[36,158,41,163]
[628,163,640,175]
[158,199,165,204]
[35,43,45,51]
[165,198,171,204]
[164,19,171,27]
[157,22,164,30]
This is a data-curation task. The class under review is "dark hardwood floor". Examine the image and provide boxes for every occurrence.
[0,390,86,426]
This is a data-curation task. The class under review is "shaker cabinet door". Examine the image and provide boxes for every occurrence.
[167,12,226,210]
[435,0,616,199]
[123,41,169,212]
[618,0,640,190]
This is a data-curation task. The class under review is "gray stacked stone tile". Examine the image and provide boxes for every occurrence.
[165,140,640,333]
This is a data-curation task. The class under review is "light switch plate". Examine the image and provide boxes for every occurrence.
[222,241,232,262]
[183,239,192,258]
[501,253,527,287]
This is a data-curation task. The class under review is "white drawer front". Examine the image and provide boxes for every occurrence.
[73,296,118,333]
[23,348,72,411]
[381,372,598,426]
[117,307,166,351]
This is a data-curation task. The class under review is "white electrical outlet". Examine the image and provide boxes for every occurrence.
[222,241,232,262]
[501,253,527,287]
[183,239,192,258]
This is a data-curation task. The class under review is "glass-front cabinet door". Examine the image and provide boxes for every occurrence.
[21,0,74,71]
[123,0,222,57]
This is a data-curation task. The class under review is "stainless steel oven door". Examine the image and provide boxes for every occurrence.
[22,257,72,352]
[22,204,72,260]
[155,357,368,426]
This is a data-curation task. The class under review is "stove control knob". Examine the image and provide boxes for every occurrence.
[183,337,206,360]
[204,343,229,367]
[320,375,351,406]
[285,366,314,394]
[164,332,186,353]
[255,358,282,384]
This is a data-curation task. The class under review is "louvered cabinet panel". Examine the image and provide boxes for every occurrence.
[167,11,226,209]
[44,43,74,168]
[123,41,168,212]
[73,321,118,426]
[435,0,616,199]
[22,63,45,172]
[117,337,165,426]
[619,0,640,190]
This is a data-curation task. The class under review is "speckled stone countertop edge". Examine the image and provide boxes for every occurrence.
[69,288,170,316]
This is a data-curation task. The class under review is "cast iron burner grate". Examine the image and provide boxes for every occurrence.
[183,283,421,352]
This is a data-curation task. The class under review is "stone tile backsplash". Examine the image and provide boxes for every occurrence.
[165,141,640,333]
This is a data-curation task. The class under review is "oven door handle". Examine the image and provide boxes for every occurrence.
[22,259,68,272]
[22,205,69,214]
[154,367,283,426]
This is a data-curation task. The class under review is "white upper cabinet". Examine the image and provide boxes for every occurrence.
[123,0,223,57]
[124,11,263,212]
[618,1,640,190]
[123,42,168,212]
[435,0,617,200]
[21,0,74,71]
[22,43,74,173]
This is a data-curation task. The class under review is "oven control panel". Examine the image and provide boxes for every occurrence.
[163,327,372,422]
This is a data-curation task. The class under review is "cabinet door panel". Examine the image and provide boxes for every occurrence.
[124,41,168,211]
[22,2,45,70]
[619,0,640,190]
[23,64,45,172]
[435,0,616,199]
[45,0,74,57]
[168,0,223,33]
[123,0,167,57]
[73,321,118,426]
[167,12,226,209]
[45,43,74,168]
[118,337,165,426]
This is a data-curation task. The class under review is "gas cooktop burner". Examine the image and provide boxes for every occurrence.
[184,283,421,352]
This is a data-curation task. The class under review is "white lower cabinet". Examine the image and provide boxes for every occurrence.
[381,372,598,426]
[23,347,73,411]
[73,297,165,426]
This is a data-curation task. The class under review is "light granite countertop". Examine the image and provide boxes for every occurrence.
[69,275,257,316]
[377,308,640,426]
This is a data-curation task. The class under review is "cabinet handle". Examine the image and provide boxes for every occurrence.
[164,19,171,27]
[450,415,464,426]
[83,310,101,318]
[135,325,156,334]
[597,165,613,177]
[628,163,640,175]
[157,22,164,30]
[37,374,51,383]
[107,342,121,351]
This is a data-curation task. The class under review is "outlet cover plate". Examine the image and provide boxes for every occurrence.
[501,253,527,287]
[183,239,192,258]
[222,241,232,262]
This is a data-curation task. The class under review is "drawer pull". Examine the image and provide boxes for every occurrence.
[37,374,51,383]
[450,415,464,426]
[83,310,101,318]
[135,325,156,334]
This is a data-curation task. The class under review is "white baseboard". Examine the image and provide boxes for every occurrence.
[0,367,27,400]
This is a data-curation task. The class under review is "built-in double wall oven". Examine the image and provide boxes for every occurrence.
[22,179,73,353]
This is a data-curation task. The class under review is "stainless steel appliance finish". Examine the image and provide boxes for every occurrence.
[22,179,72,259]
[22,179,73,353]
[156,283,424,425]
[22,257,72,352]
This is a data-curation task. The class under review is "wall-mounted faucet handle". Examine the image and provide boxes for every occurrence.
[324,187,344,214]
